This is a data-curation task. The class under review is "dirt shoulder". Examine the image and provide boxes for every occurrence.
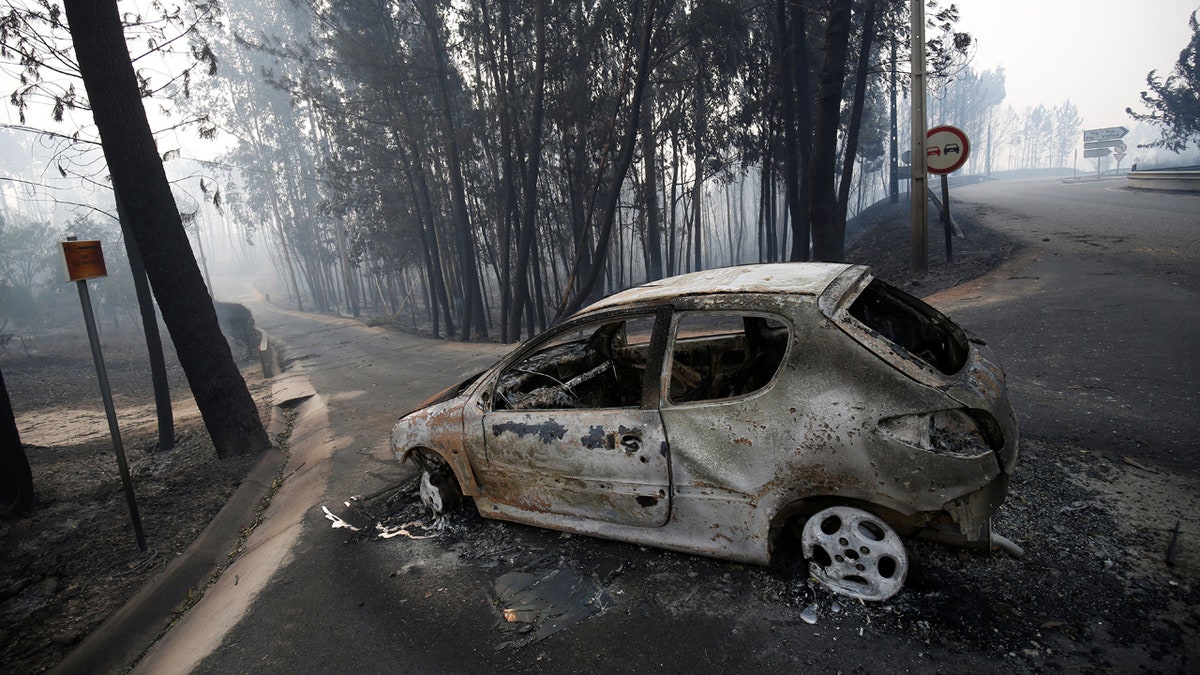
[0,330,269,673]
[844,192,1026,296]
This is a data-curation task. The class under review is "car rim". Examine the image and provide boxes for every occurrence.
[419,470,445,514]
[801,506,908,601]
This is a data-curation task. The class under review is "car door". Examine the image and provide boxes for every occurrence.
[658,310,793,498]
[480,310,671,527]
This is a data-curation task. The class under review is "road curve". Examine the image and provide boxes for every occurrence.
[929,176,1199,471]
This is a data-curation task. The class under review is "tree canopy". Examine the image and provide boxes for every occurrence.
[1127,10,1200,152]
[4,0,1086,352]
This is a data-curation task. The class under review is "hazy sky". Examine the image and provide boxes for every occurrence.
[4,2,1197,161]
[954,0,1199,131]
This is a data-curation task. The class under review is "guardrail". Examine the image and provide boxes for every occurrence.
[1127,170,1200,192]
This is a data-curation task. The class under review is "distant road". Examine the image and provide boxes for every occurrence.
[930,176,1199,470]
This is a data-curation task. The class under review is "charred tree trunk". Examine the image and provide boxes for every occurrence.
[0,365,32,516]
[691,76,706,272]
[808,0,854,262]
[116,192,174,451]
[641,87,663,281]
[506,0,546,342]
[63,0,269,458]
[398,134,455,338]
[889,34,900,204]
[559,0,659,318]
[835,0,879,244]
[335,217,359,318]
[777,0,812,262]
[417,0,488,341]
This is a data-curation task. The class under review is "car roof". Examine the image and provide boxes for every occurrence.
[581,262,869,314]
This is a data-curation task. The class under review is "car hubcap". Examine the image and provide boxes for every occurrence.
[801,506,908,601]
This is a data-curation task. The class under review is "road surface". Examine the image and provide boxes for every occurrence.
[932,176,1198,470]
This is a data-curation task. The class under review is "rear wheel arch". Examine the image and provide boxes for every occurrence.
[768,496,909,564]
[769,497,914,601]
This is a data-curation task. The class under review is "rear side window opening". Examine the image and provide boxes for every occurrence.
[847,278,968,376]
[667,313,790,404]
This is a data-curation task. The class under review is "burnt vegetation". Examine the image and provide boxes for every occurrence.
[157,0,1074,344]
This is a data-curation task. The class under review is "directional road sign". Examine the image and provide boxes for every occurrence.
[1083,126,1129,142]
[1084,148,1112,158]
[1084,140,1127,151]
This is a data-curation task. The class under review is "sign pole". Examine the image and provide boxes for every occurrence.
[63,237,147,552]
[924,125,970,265]
[941,174,953,262]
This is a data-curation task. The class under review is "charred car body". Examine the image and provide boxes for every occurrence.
[391,263,1018,600]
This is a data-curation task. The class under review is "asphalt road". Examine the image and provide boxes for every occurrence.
[930,176,1199,471]
[135,176,1199,673]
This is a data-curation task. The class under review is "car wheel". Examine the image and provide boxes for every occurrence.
[801,506,908,601]
[413,451,461,516]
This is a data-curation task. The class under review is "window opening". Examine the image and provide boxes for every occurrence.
[494,316,655,410]
[847,279,968,375]
[668,313,789,403]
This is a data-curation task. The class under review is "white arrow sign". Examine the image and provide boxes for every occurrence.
[1083,126,1129,142]
[1084,140,1127,150]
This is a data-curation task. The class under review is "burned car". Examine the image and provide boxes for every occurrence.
[391,263,1018,600]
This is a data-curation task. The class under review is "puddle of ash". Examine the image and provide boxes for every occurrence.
[492,564,613,649]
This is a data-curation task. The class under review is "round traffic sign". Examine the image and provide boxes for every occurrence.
[926,125,970,174]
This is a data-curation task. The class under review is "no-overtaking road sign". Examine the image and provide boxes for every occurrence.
[926,125,970,174]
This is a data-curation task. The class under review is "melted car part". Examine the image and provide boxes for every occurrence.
[802,506,908,601]
[409,450,461,515]
[848,278,968,375]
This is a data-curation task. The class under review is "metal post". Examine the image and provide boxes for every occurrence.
[73,259,147,552]
[941,174,953,262]
[909,0,928,275]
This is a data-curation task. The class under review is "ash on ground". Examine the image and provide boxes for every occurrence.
[329,437,1198,672]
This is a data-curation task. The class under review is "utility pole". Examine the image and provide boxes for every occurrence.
[889,36,899,203]
[909,0,928,275]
